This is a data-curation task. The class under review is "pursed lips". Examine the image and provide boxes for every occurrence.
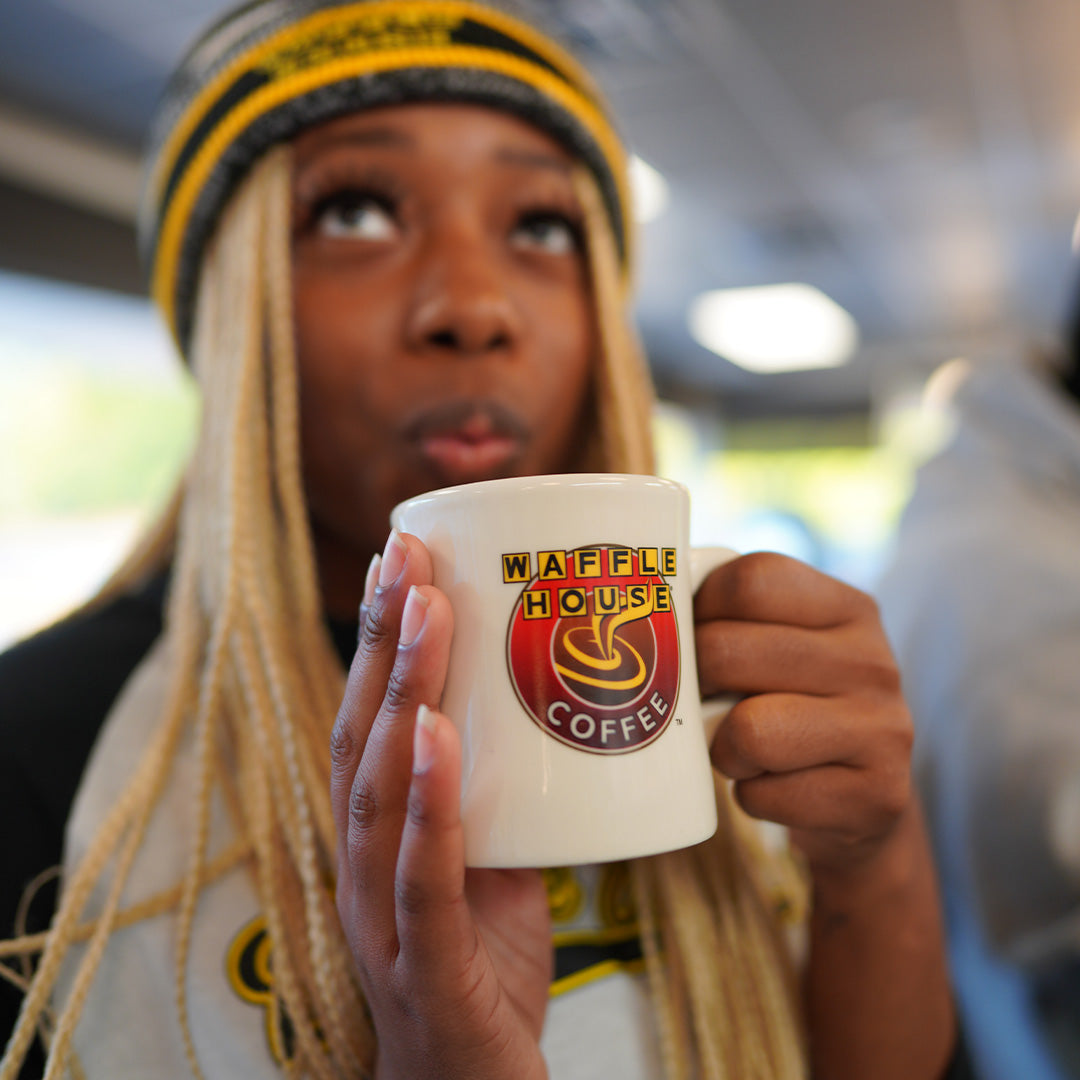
[404,399,529,483]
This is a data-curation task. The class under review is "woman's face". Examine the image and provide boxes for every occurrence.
[291,102,597,601]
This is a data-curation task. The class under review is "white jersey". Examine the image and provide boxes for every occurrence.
[57,641,663,1078]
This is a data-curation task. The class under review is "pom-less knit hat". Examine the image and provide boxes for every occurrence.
[140,0,632,352]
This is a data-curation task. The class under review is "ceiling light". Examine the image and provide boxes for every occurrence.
[688,284,859,374]
[629,155,669,224]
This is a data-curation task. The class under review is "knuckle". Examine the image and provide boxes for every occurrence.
[832,581,881,626]
[394,873,434,922]
[406,783,438,830]
[732,777,769,820]
[860,752,912,825]
[385,964,427,1024]
[842,582,880,620]
[726,552,783,608]
[857,588,882,622]
[382,665,414,713]
[880,661,904,697]
[357,603,396,656]
[855,652,903,697]
[347,774,380,838]
[889,707,915,755]
[329,714,357,769]
[877,767,912,821]
[725,700,769,764]
[350,937,393,1000]
[335,882,387,992]
[857,699,913,763]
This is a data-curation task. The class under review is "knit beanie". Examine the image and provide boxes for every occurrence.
[138,0,632,353]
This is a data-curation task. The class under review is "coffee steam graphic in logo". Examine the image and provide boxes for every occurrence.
[504,545,680,753]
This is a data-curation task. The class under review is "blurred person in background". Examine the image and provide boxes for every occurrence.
[879,284,1080,1080]
[0,2,964,1078]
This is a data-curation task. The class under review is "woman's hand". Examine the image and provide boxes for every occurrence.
[695,551,914,877]
[330,531,551,1080]
[695,551,954,1079]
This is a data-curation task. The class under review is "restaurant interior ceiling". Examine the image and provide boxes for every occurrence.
[1,0,1079,418]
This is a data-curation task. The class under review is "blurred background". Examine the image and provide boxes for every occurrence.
[2,0,1080,647]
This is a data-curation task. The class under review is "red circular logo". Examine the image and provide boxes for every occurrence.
[506,545,680,754]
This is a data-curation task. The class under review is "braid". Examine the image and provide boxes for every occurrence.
[43,810,148,1078]
[572,165,655,476]
[0,150,374,1079]
[173,149,265,1080]
[575,165,809,1079]
[242,151,367,1069]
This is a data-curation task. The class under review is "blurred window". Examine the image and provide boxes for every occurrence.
[0,270,196,648]
[654,396,949,590]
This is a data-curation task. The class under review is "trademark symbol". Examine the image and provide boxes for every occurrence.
[675,717,683,725]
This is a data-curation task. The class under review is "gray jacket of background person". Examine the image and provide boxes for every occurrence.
[878,358,1080,1077]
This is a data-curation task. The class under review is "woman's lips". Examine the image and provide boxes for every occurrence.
[419,433,521,479]
[405,399,528,483]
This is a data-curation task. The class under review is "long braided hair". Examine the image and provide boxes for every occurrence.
[1,21,808,1080]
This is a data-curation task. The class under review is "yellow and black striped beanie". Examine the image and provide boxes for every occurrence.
[139,0,632,353]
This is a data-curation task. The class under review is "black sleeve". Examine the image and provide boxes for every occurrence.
[941,1023,980,1079]
[0,578,165,1078]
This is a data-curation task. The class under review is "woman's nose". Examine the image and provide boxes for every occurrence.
[404,229,521,356]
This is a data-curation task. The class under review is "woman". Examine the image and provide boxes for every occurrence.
[0,2,959,1077]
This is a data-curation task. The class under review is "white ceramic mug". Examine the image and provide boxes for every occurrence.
[391,473,735,868]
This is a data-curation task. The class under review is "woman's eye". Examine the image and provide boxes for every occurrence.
[511,213,580,256]
[315,192,398,241]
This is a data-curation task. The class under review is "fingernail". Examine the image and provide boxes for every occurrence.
[362,553,381,608]
[413,704,437,775]
[379,530,407,588]
[398,586,429,648]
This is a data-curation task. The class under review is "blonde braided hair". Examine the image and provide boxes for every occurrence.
[1,144,807,1080]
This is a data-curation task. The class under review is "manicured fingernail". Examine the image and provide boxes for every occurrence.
[362,553,381,608]
[379,530,407,587]
[398,586,429,648]
[413,704,437,775]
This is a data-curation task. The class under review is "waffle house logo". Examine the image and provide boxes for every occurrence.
[504,545,680,753]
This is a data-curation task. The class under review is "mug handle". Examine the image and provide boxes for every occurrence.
[689,546,741,745]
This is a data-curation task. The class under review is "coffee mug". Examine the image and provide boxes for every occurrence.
[391,473,735,868]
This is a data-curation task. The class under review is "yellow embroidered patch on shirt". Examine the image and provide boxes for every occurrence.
[546,863,645,997]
